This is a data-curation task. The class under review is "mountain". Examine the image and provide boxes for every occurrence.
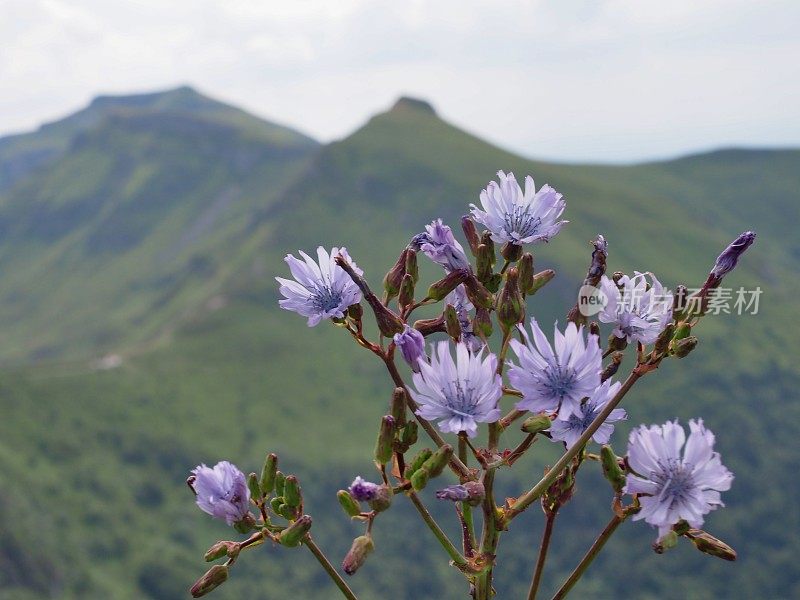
[0,90,797,599]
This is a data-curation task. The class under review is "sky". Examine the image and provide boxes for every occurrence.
[1,0,799,163]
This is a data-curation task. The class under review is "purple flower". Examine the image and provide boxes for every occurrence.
[435,482,485,505]
[547,379,627,449]
[191,461,251,526]
[410,341,502,438]
[276,246,362,327]
[393,325,426,372]
[411,219,470,272]
[598,272,672,346]
[470,171,567,245]
[711,231,756,279]
[625,419,733,539]
[508,319,602,421]
[348,476,380,502]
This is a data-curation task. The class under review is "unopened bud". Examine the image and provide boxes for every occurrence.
[374,415,396,465]
[275,471,286,497]
[653,530,679,554]
[283,475,302,508]
[444,304,462,341]
[521,414,552,435]
[501,242,523,263]
[427,269,469,301]
[687,529,737,561]
[190,565,228,597]
[673,322,691,341]
[247,472,261,501]
[654,323,676,356]
[400,421,418,449]
[709,231,756,283]
[233,513,257,534]
[600,445,626,493]
[671,335,698,358]
[337,490,362,517]
[368,484,393,512]
[204,541,239,562]
[477,244,493,283]
[517,253,534,295]
[463,274,494,309]
[406,448,433,477]
[405,248,419,283]
[480,231,496,266]
[342,535,374,576]
[498,267,525,331]
[260,453,278,495]
[410,466,430,491]
[413,315,446,336]
[600,351,624,382]
[399,273,415,308]
[473,307,493,338]
[279,515,312,547]
[529,269,555,295]
[461,216,481,256]
[608,334,628,352]
[383,248,408,300]
[371,302,405,337]
[348,303,363,322]
[270,497,283,515]
[390,387,407,426]
[422,444,453,478]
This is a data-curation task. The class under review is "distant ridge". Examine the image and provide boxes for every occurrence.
[391,96,437,115]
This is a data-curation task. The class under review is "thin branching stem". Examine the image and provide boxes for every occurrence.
[407,491,469,568]
[527,513,556,600]
[303,535,359,600]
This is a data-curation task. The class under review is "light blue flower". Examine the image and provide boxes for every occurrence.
[348,476,380,502]
[394,325,426,372]
[411,219,470,272]
[191,461,251,526]
[547,379,627,449]
[598,272,672,345]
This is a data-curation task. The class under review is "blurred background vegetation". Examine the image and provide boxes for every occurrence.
[0,87,797,599]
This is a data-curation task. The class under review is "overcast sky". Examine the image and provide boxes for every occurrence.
[1,0,798,163]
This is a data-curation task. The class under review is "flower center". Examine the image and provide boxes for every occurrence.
[311,284,343,312]
[503,206,541,239]
[443,379,478,417]
[653,459,695,505]
[542,364,577,399]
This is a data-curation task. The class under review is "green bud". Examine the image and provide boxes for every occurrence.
[383,248,408,300]
[652,530,679,554]
[204,541,238,562]
[461,216,481,256]
[279,515,313,547]
[671,335,698,358]
[275,471,286,497]
[501,241,522,263]
[347,303,363,322]
[600,445,626,493]
[521,414,552,435]
[406,448,433,477]
[247,472,261,501]
[654,323,676,356]
[233,513,256,534]
[484,272,503,293]
[472,307,493,338]
[422,444,453,478]
[190,564,228,597]
[518,253,534,294]
[270,497,283,515]
[413,315,446,336]
[342,535,374,576]
[463,274,494,309]
[687,529,737,561]
[283,475,302,508]
[444,304,462,341]
[337,490,362,518]
[390,387,407,427]
[398,273,415,308]
[427,269,469,301]
[277,503,296,520]
[529,269,556,295]
[477,243,493,283]
[498,267,525,331]
[410,467,430,491]
[368,484,393,512]
[400,421,418,449]
[260,453,278,496]
[673,322,691,341]
[405,248,419,283]
[480,231,496,266]
[374,415,396,465]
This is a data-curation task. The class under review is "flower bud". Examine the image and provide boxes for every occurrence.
[204,540,239,562]
[652,530,679,554]
[600,351,624,383]
[406,448,433,477]
[399,421,418,449]
[427,269,469,301]
[270,497,283,515]
[709,231,756,284]
[653,323,676,356]
[501,241,522,263]
[347,303,363,321]
[600,445,626,493]
[367,484,393,512]
[393,325,426,372]
[518,253,534,294]
[435,482,485,506]
[687,529,737,561]
[461,216,481,256]
[673,322,691,341]
[476,244,493,283]
[390,387,407,426]
[422,444,453,478]
[383,248,408,300]
[247,472,261,501]
[342,535,374,576]
[405,248,419,283]
[498,267,525,331]
[275,471,286,497]
[233,513,257,534]
[279,515,313,547]
[337,489,362,517]
[374,415,396,465]
[260,453,278,496]
[444,304,462,341]
[463,274,494,309]
[370,300,405,337]
[190,564,228,597]
[670,335,698,358]
[472,307,493,338]
[529,269,555,295]
[608,333,628,352]
[521,414,552,435]
[413,315,447,336]
[410,466,430,491]
[480,231,496,265]
[398,273,415,308]
[283,475,302,508]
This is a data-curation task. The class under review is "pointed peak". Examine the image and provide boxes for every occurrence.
[88,85,212,111]
[390,96,437,116]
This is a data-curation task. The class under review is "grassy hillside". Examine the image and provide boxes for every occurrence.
[0,93,797,599]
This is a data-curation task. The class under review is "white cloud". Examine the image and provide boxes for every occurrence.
[0,0,798,162]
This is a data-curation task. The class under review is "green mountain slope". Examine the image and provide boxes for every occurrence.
[0,93,797,599]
